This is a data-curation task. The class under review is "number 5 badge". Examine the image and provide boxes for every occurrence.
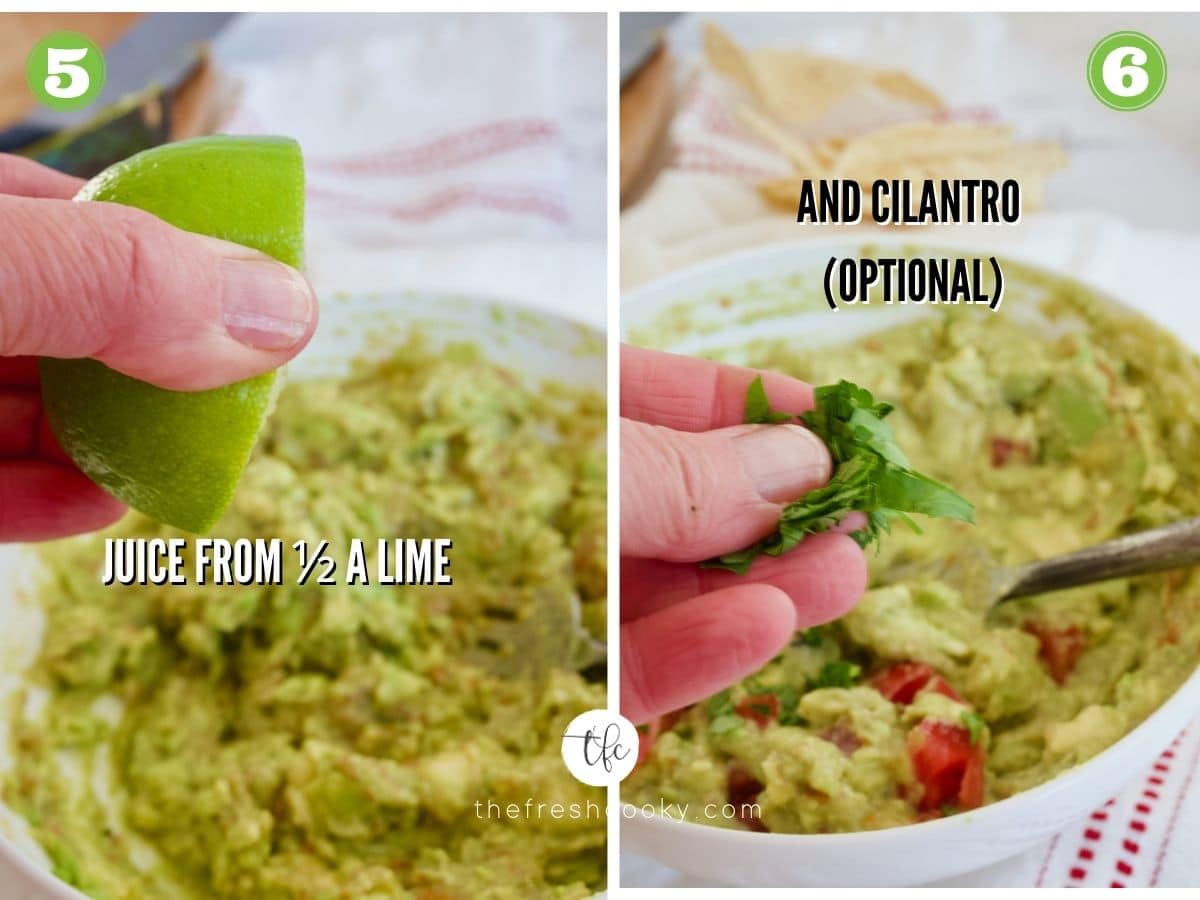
[26,30,107,111]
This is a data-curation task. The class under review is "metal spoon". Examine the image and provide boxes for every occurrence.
[978,516,1200,607]
[465,584,606,679]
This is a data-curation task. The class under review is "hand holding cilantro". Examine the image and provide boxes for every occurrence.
[620,347,869,723]
[706,378,975,574]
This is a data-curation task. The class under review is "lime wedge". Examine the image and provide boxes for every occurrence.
[39,135,305,534]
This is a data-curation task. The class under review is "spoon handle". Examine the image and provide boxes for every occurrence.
[999,516,1200,602]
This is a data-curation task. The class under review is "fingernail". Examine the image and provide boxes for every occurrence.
[734,424,831,503]
[221,257,314,351]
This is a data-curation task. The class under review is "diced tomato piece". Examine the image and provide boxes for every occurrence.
[958,745,986,809]
[735,693,780,729]
[906,719,986,814]
[990,437,1032,467]
[870,661,962,704]
[872,662,933,703]
[727,762,767,833]
[1025,623,1086,684]
[635,708,686,766]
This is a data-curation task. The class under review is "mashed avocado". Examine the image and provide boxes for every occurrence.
[4,342,606,898]
[627,294,1200,833]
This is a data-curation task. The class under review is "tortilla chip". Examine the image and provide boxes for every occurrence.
[696,24,1065,218]
[754,121,1066,216]
[757,176,806,211]
[704,23,764,101]
[703,23,943,126]
[872,70,943,109]
[736,104,825,172]
[753,50,876,124]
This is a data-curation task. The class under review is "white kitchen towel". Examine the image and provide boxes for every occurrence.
[620,11,1200,889]
[212,12,606,330]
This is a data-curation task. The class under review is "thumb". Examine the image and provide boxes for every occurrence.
[620,417,832,562]
[0,194,317,391]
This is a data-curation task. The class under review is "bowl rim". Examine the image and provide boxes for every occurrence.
[0,289,606,900]
[622,232,1149,320]
[619,237,1200,845]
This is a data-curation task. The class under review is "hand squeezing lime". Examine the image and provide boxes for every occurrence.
[39,136,305,534]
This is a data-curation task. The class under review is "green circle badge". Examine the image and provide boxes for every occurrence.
[25,30,106,111]
[1087,31,1166,111]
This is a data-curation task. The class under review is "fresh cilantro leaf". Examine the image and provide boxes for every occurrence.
[811,660,862,689]
[704,379,975,573]
[744,375,795,424]
[708,714,743,735]
[875,466,976,522]
[795,626,824,648]
[771,684,800,712]
[961,710,987,745]
[700,545,760,576]
[705,689,734,719]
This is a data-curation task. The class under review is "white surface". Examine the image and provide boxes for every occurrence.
[619,237,1200,888]
[214,12,607,330]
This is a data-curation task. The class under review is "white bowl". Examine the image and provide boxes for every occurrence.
[0,292,604,899]
[619,238,1200,887]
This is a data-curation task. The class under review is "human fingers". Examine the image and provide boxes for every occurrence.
[621,583,795,724]
[0,195,317,391]
[621,345,815,431]
[621,531,868,624]
[0,154,83,199]
[0,460,125,541]
[0,387,39,456]
[620,417,831,562]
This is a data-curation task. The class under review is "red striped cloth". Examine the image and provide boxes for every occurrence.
[206,14,606,324]
[1032,723,1200,888]
[213,14,603,245]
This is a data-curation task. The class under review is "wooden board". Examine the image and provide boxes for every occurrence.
[620,45,674,209]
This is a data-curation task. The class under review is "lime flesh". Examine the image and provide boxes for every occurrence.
[39,135,305,534]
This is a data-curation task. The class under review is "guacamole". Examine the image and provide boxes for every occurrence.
[4,341,606,898]
[626,295,1200,833]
